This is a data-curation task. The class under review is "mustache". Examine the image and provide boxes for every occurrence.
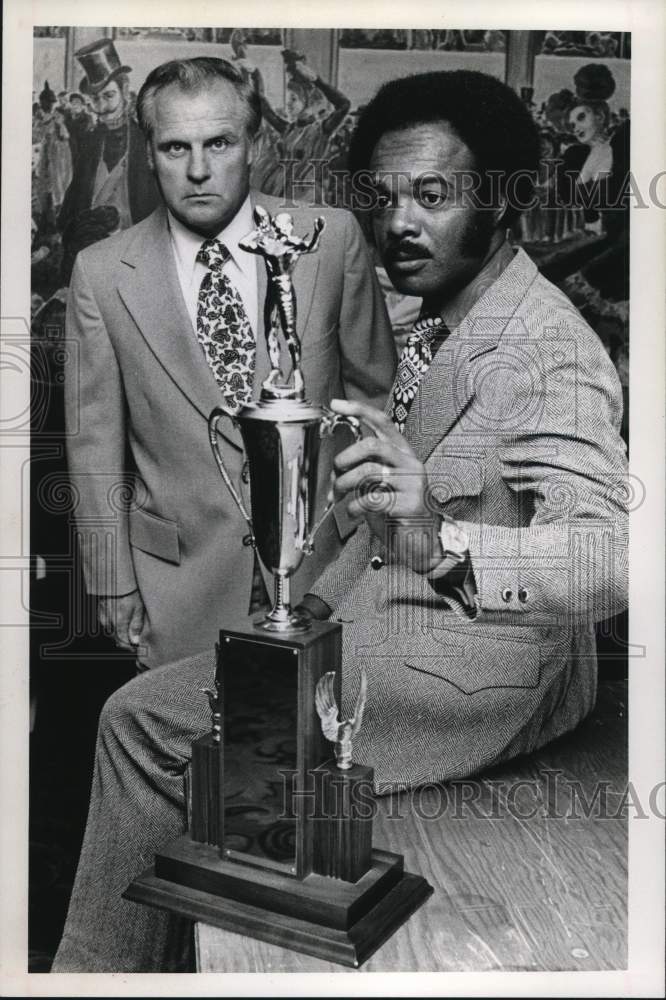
[383,241,432,263]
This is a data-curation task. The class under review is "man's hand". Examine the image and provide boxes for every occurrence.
[98,589,146,650]
[330,399,440,574]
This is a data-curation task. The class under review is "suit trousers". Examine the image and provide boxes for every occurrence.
[51,649,217,973]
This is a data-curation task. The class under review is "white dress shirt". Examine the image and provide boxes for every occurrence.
[167,195,259,337]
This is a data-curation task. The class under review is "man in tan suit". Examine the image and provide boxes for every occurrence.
[54,70,627,971]
[65,56,396,669]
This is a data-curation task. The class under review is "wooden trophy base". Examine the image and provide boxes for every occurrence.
[124,619,432,967]
[124,837,432,968]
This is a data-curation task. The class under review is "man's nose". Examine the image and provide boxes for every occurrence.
[187,148,211,183]
[386,200,420,239]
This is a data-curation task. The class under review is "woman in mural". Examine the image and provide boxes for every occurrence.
[543,63,630,440]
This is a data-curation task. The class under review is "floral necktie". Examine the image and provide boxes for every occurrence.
[196,238,255,413]
[391,316,449,433]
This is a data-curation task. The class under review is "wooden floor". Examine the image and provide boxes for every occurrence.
[196,679,627,973]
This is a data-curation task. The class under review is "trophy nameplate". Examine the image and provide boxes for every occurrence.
[124,208,432,968]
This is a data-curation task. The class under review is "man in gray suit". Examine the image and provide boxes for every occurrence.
[64,56,396,669]
[53,70,628,972]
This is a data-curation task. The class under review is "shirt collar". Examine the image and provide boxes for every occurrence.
[167,194,255,280]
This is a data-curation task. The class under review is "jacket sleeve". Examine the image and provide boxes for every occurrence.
[459,326,628,625]
[64,252,138,597]
[337,212,397,408]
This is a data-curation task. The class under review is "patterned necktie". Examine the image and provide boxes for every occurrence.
[196,238,255,413]
[391,316,449,433]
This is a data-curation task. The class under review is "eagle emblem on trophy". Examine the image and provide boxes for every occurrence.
[315,668,368,770]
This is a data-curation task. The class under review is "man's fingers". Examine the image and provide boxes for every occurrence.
[114,613,132,649]
[334,461,393,499]
[334,434,407,474]
[98,593,143,649]
[330,398,398,441]
[128,599,145,646]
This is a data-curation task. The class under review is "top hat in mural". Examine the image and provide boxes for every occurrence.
[75,38,132,96]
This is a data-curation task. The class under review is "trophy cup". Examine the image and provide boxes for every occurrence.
[124,207,432,968]
[207,205,361,632]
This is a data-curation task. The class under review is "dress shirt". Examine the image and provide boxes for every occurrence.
[167,195,259,337]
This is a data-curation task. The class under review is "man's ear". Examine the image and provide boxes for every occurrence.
[494,194,510,229]
[246,130,257,168]
[145,138,154,172]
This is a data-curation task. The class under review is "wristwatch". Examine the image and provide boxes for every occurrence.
[436,515,470,564]
[428,516,478,618]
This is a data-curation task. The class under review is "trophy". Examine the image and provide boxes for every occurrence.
[207,205,361,631]
[124,208,432,968]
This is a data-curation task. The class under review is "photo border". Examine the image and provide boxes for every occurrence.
[2,0,664,995]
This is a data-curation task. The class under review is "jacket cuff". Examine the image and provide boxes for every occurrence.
[299,593,333,621]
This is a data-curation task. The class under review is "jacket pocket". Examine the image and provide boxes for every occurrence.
[402,625,543,694]
[129,507,181,565]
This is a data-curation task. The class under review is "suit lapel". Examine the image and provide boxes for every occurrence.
[116,207,243,451]
[404,325,492,462]
[404,249,539,463]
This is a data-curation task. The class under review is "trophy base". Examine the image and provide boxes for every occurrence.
[253,610,312,633]
[124,838,433,969]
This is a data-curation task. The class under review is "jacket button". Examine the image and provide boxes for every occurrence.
[518,587,529,603]
[501,588,513,603]
[241,461,250,484]
[370,555,385,570]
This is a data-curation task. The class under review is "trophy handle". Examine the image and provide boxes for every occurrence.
[302,410,362,554]
[208,406,255,545]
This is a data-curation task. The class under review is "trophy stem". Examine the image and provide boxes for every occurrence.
[255,572,311,633]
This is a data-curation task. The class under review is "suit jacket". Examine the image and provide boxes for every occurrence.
[311,248,628,790]
[58,118,160,232]
[64,193,397,667]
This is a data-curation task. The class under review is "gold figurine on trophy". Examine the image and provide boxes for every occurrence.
[239,205,325,398]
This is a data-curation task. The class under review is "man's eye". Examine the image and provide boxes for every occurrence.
[166,143,185,155]
[210,138,229,151]
[374,191,393,210]
[418,189,447,208]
